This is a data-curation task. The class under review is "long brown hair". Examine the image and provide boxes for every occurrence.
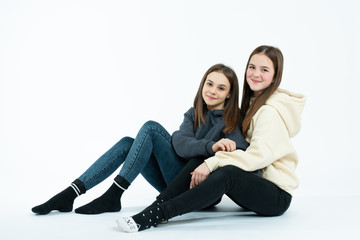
[240,45,284,137]
[193,64,240,133]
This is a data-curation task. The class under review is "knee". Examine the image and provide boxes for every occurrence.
[142,120,162,130]
[188,158,204,166]
[110,136,134,153]
[140,121,168,138]
[182,158,204,173]
[118,136,134,148]
[212,165,245,185]
[215,165,244,178]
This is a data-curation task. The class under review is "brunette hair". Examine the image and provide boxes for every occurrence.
[193,63,240,133]
[240,45,284,137]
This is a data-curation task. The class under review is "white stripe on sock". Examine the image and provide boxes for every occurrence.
[113,180,127,191]
[71,183,80,196]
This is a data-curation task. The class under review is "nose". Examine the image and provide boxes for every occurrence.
[253,70,261,78]
[209,87,216,95]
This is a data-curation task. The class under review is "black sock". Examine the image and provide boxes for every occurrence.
[75,176,130,215]
[31,180,85,215]
[143,196,166,212]
[132,205,166,231]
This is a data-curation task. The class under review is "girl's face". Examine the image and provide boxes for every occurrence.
[246,53,275,96]
[202,71,231,111]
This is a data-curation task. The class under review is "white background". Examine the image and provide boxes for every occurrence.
[1,0,359,214]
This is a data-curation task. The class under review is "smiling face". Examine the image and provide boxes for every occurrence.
[246,53,275,97]
[202,71,231,111]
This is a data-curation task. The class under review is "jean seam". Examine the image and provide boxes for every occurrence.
[121,125,171,178]
[83,149,128,185]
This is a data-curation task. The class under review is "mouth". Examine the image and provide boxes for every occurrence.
[251,79,262,84]
[206,95,217,101]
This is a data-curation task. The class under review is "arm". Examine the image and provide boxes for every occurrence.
[172,108,216,159]
[205,106,293,172]
[190,138,238,189]
[190,162,210,189]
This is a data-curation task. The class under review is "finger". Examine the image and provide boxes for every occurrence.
[219,143,226,151]
[191,173,196,182]
[214,142,223,152]
[193,174,199,186]
[221,140,230,150]
[227,143,232,151]
[197,173,205,185]
[231,141,236,151]
[198,175,205,184]
[224,143,231,152]
[230,142,236,151]
[223,140,235,151]
[190,174,196,188]
[190,179,194,189]
[195,174,201,186]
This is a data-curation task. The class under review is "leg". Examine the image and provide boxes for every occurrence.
[116,161,209,232]
[119,121,184,186]
[161,166,291,218]
[139,153,168,192]
[76,121,184,214]
[32,137,134,215]
[158,158,204,199]
[77,136,134,190]
[141,158,204,211]
[143,158,221,212]
[157,157,221,209]
[225,169,292,216]
[118,166,291,232]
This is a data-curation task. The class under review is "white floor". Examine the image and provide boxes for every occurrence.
[1,194,359,240]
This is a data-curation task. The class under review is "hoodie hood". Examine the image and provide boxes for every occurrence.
[265,88,306,138]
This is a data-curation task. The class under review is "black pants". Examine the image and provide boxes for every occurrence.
[158,158,292,220]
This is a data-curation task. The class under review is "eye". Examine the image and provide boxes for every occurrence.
[249,65,255,69]
[206,82,213,86]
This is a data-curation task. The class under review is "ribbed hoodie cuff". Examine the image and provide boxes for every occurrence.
[206,141,216,156]
[204,156,218,172]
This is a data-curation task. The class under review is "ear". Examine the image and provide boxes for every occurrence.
[227,93,231,99]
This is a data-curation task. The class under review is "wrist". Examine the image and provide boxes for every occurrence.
[208,141,216,154]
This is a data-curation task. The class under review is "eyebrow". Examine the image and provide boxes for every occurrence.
[206,79,228,88]
[249,63,271,69]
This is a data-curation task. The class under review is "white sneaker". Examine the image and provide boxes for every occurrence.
[116,217,140,233]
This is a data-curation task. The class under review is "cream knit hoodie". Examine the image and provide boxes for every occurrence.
[205,89,305,195]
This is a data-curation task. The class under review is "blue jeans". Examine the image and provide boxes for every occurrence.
[77,121,186,192]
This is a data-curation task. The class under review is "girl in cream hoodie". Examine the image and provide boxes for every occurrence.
[117,45,306,232]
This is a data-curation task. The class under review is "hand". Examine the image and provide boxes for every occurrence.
[190,162,211,189]
[212,138,236,153]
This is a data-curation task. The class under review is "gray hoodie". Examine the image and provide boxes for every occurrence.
[171,108,249,160]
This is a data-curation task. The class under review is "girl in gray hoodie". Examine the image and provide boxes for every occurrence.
[32,64,249,215]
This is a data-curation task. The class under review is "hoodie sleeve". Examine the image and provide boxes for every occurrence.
[172,108,215,159]
[205,106,294,172]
